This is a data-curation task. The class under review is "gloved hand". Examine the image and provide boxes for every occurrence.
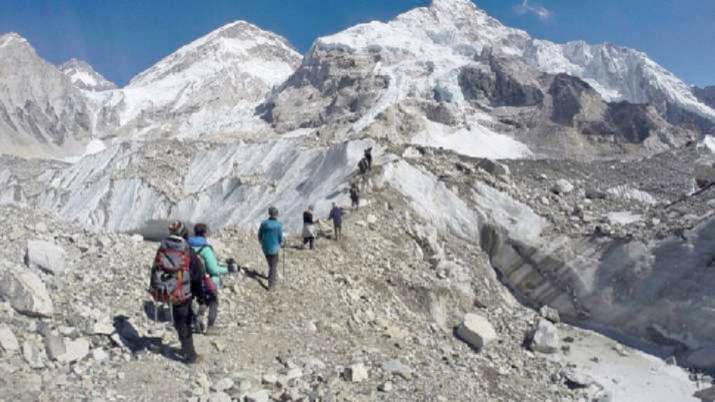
[226,258,238,273]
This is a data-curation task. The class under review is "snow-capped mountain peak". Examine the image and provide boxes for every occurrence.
[0,32,30,49]
[129,20,300,87]
[60,58,117,91]
[96,20,302,139]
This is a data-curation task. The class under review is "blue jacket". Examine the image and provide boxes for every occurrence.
[258,218,283,256]
[329,207,343,226]
[188,236,228,287]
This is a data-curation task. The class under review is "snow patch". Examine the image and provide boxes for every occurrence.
[63,140,107,164]
[380,160,480,240]
[607,211,642,225]
[555,326,700,402]
[412,121,532,160]
[607,185,658,205]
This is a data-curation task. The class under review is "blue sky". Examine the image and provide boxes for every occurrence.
[1,0,713,87]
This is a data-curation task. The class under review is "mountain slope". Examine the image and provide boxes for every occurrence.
[95,21,302,139]
[60,58,117,91]
[693,86,715,109]
[0,33,92,159]
[260,0,711,159]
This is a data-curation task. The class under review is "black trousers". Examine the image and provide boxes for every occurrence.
[303,236,315,249]
[266,253,279,289]
[172,301,197,363]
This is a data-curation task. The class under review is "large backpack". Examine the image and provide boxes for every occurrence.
[150,236,192,304]
[189,246,217,303]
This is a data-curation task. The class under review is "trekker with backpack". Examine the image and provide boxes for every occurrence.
[350,182,360,210]
[149,221,200,364]
[328,202,343,241]
[188,223,230,335]
[302,206,319,250]
[258,206,284,291]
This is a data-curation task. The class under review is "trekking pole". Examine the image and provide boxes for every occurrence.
[282,245,286,284]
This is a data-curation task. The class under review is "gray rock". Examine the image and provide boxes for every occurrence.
[0,323,20,352]
[25,240,66,275]
[456,313,497,351]
[0,268,54,317]
[539,305,561,323]
[244,389,270,402]
[378,381,393,392]
[382,359,413,380]
[44,334,66,361]
[92,348,109,362]
[551,179,575,195]
[560,368,595,389]
[22,340,44,369]
[60,337,89,363]
[347,363,369,382]
[207,391,231,402]
[477,159,510,178]
[694,386,715,402]
[211,378,234,392]
[530,319,560,354]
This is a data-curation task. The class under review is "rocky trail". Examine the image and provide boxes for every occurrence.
[0,156,708,401]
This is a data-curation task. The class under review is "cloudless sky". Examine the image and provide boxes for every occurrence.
[0,0,713,87]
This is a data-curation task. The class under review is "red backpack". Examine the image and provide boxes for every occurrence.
[150,236,192,304]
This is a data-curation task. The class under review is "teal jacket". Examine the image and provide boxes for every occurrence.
[188,236,228,288]
[258,218,283,256]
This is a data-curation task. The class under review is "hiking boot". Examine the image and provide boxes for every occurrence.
[204,326,219,336]
[186,354,204,365]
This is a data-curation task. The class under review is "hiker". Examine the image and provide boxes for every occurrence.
[302,206,319,250]
[358,158,369,176]
[364,147,373,171]
[188,223,230,335]
[350,182,360,210]
[149,221,199,364]
[328,202,343,241]
[258,206,284,290]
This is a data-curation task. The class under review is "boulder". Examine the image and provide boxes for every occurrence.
[694,386,715,402]
[456,313,497,351]
[207,392,231,402]
[244,389,270,402]
[347,363,369,382]
[211,378,234,392]
[44,334,66,361]
[60,337,89,363]
[0,268,54,317]
[25,240,66,275]
[551,179,575,195]
[539,305,561,323]
[22,340,44,369]
[476,159,510,178]
[530,319,560,354]
[0,324,20,352]
[382,359,413,380]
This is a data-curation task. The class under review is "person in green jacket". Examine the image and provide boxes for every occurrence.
[189,223,229,334]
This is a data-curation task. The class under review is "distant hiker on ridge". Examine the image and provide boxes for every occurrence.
[328,202,343,241]
[302,206,319,250]
[350,182,360,210]
[364,147,373,171]
[258,206,284,291]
